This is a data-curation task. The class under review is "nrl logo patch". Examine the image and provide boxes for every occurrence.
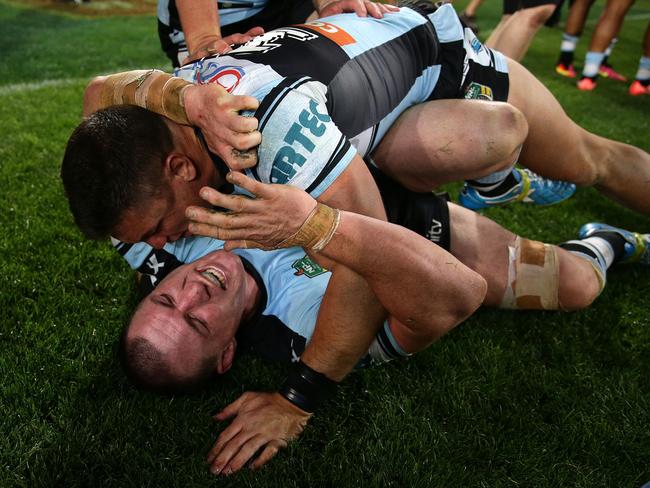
[464,81,494,101]
[292,255,327,278]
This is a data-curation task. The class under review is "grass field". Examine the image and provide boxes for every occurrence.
[1,1,649,486]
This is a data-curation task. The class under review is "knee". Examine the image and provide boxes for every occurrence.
[557,274,601,311]
[484,103,529,166]
[498,103,528,155]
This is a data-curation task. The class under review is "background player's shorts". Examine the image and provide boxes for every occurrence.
[503,0,562,15]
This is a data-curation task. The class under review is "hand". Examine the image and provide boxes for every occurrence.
[183,27,265,63]
[206,392,312,475]
[317,0,399,19]
[183,84,262,170]
[186,171,317,250]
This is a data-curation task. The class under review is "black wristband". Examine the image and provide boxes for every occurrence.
[279,361,339,413]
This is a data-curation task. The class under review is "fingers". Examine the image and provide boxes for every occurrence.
[191,187,251,211]
[206,422,244,468]
[352,0,368,16]
[226,110,259,133]
[228,94,260,113]
[213,392,252,421]
[225,171,271,198]
[249,442,284,470]
[222,434,268,473]
[244,26,265,37]
[365,1,382,18]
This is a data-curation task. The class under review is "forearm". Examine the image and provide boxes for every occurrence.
[176,0,222,57]
[319,211,486,340]
[82,70,192,124]
[300,265,386,381]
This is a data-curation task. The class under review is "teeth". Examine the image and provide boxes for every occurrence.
[201,268,226,290]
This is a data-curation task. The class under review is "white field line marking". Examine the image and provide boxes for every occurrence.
[0,66,170,96]
[0,78,85,96]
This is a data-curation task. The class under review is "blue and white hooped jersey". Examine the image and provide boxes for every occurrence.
[173,5,506,196]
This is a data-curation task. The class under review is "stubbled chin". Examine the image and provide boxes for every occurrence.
[216,339,237,375]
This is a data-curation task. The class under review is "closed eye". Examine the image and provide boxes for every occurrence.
[186,314,210,336]
[152,293,175,308]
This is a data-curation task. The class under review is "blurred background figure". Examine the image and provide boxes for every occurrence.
[157,0,314,67]
[485,0,563,61]
[459,0,485,33]
[555,0,625,81]
[572,0,635,91]
[629,21,650,95]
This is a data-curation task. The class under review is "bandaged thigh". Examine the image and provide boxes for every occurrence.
[500,237,560,310]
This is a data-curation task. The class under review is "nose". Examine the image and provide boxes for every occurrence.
[176,278,210,309]
[145,235,168,249]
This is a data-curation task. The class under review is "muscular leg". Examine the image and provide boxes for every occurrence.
[447,203,602,310]
[506,58,650,214]
[486,4,557,61]
[371,99,528,192]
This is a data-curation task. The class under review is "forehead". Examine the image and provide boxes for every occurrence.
[131,294,199,345]
[112,196,171,242]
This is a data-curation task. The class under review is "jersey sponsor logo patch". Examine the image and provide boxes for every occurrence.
[426,218,443,243]
[231,27,318,54]
[464,81,493,101]
[470,37,482,54]
[271,98,332,184]
[298,21,355,46]
[292,255,327,278]
[200,65,245,92]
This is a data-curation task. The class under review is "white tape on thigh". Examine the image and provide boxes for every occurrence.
[501,237,560,310]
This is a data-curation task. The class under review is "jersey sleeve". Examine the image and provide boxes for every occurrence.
[248,78,358,199]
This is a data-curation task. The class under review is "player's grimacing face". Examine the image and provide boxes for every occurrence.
[129,251,253,376]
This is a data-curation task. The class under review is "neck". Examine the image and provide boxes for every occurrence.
[174,124,225,189]
[240,258,264,325]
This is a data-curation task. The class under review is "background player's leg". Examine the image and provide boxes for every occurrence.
[371,99,528,192]
[629,22,650,95]
[506,58,650,215]
[556,0,595,77]
[486,4,558,61]
[447,203,603,310]
[577,0,634,89]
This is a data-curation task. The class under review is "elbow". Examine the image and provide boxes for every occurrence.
[83,75,108,117]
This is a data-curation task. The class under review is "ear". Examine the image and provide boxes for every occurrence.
[165,153,198,182]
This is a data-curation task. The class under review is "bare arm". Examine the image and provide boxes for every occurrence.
[81,70,262,169]
[189,159,486,474]
[176,0,224,59]
[189,164,487,342]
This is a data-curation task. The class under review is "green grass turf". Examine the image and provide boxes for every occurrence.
[1,1,649,486]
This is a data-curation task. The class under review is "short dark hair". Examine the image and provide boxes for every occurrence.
[119,318,216,395]
[60,105,173,239]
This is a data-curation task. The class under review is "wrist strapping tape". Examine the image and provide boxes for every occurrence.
[276,203,340,252]
[99,70,191,125]
[279,360,339,413]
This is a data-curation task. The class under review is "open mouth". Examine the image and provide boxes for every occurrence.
[197,266,227,290]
